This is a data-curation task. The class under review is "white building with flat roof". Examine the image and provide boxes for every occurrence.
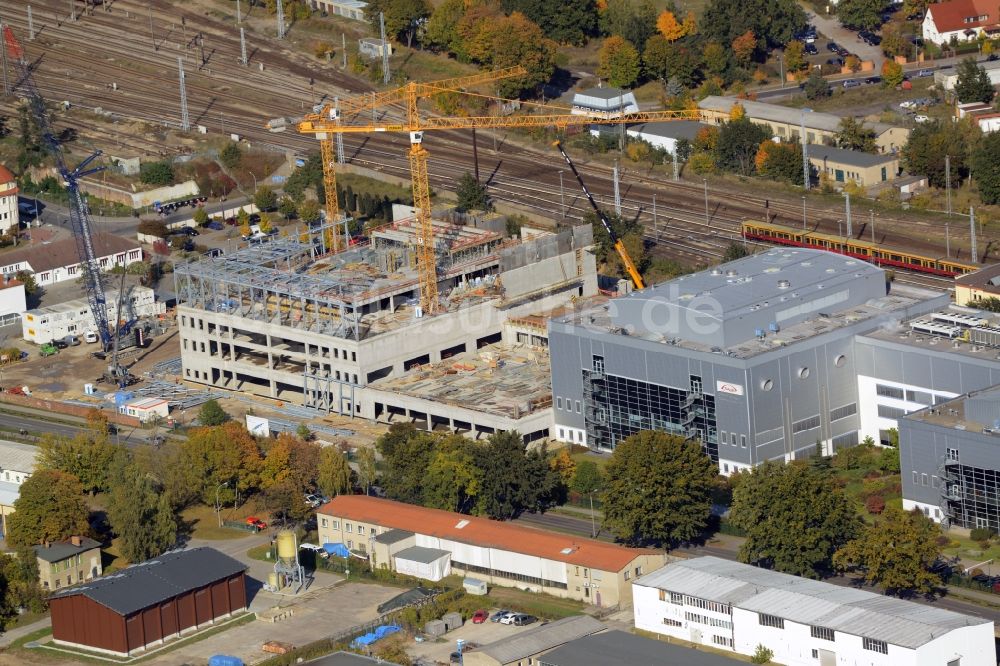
[0,165,18,235]
[0,440,38,540]
[119,397,169,423]
[22,285,163,344]
[634,556,995,666]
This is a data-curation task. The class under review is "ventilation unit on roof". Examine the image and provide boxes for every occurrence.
[560,546,577,555]
[455,519,470,529]
[777,279,790,289]
[726,269,738,277]
[710,268,723,275]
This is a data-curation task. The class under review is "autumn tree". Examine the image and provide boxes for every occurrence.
[731,30,757,68]
[755,140,804,185]
[656,10,685,42]
[364,0,432,48]
[37,432,124,496]
[597,35,641,88]
[423,436,481,513]
[834,507,943,595]
[181,422,264,504]
[316,446,353,498]
[602,431,718,546]
[549,448,577,485]
[261,433,321,492]
[459,9,557,96]
[730,461,860,578]
[784,40,805,73]
[7,470,91,548]
[882,59,904,88]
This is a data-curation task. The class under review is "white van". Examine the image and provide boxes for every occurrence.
[83,331,99,344]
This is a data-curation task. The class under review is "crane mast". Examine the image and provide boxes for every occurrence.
[2,26,131,385]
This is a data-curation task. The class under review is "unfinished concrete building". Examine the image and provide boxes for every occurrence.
[174,220,596,440]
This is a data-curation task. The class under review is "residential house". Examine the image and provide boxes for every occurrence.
[0,440,38,539]
[0,234,142,287]
[34,536,103,591]
[807,143,900,189]
[923,0,1000,45]
[0,165,18,235]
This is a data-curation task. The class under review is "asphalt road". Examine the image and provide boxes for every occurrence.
[517,511,1000,624]
[0,411,84,439]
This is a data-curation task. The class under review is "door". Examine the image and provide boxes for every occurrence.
[819,649,836,666]
[835,169,845,182]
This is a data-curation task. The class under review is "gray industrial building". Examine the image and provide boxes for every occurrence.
[900,388,1000,529]
[175,221,596,441]
[549,248,1000,475]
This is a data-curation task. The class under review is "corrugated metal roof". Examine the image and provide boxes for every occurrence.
[50,547,245,616]
[480,615,605,663]
[0,440,39,474]
[393,546,450,565]
[699,96,899,136]
[636,557,989,649]
[539,629,738,666]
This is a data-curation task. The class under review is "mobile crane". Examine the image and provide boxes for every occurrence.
[3,26,134,386]
[552,140,645,290]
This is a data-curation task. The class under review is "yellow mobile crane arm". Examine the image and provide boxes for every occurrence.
[552,141,644,290]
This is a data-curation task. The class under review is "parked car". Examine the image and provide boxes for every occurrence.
[837,47,850,57]
[842,79,861,89]
[826,41,840,53]
[899,100,917,110]
[246,516,268,531]
[914,114,930,123]
[304,493,321,507]
[472,610,489,624]
[53,339,69,350]
[512,614,537,626]
[865,76,881,85]
[490,610,513,623]
[206,221,224,231]
[39,343,58,357]
[916,68,934,77]
[804,43,818,55]
[826,58,844,67]
[62,335,80,347]
[83,330,99,343]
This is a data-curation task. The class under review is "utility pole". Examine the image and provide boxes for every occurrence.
[276,0,286,39]
[703,179,709,224]
[199,32,206,68]
[653,194,658,239]
[236,0,242,23]
[844,192,852,237]
[870,209,875,243]
[945,154,952,216]
[342,34,347,68]
[471,128,480,183]
[379,12,390,86]
[802,196,807,230]
[70,0,76,22]
[27,6,35,41]
[178,57,190,131]
[559,171,565,217]
[672,149,679,181]
[971,206,978,260]
[613,161,621,216]
[240,27,248,65]
[946,221,951,258]
[801,108,811,190]
[148,5,156,51]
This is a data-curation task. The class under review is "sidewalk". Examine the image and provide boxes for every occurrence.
[0,616,51,648]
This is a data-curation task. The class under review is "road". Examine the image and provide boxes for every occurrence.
[517,510,1000,624]
[0,410,84,439]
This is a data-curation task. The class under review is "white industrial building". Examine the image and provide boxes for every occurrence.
[935,60,1000,91]
[571,88,639,119]
[309,0,368,21]
[0,440,39,540]
[0,276,26,325]
[0,234,142,287]
[22,285,163,344]
[634,556,995,666]
[624,120,706,154]
[118,397,169,423]
[0,165,19,235]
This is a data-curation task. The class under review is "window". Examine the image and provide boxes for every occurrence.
[347,540,353,549]
[575,400,582,414]
[683,596,731,614]
[830,403,857,422]
[947,447,960,462]
[877,404,907,419]
[921,473,928,486]
[331,520,339,530]
[758,614,784,629]
[670,592,683,605]
[812,649,819,658]
[321,518,328,528]
[810,626,834,641]
[556,397,563,409]
[876,384,905,400]
[624,570,630,580]
[862,638,887,654]
[634,566,641,576]
[712,635,733,648]
[358,525,365,535]
[740,435,747,448]
[345,523,352,533]
[793,415,821,433]
[593,355,605,373]
[662,617,682,627]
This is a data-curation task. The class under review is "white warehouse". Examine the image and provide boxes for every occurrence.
[634,556,994,666]
[22,286,163,344]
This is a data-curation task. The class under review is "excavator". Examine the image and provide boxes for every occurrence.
[552,141,645,290]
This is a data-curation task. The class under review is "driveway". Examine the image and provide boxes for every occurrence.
[802,2,884,72]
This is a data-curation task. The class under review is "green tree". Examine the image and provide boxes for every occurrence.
[425,0,466,52]
[702,41,728,78]
[140,161,175,186]
[643,35,699,88]
[357,446,378,495]
[881,23,909,58]
[599,0,658,48]
[723,241,750,262]
[106,458,177,563]
[296,423,312,441]
[455,172,491,212]
[903,120,977,188]
[837,0,886,30]
[974,131,1000,204]
[803,69,831,100]
[954,57,996,104]
[597,35,641,88]
[364,0,432,48]
[834,506,942,595]
[377,424,436,504]
[193,208,209,227]
[279,196,298,220]
[584,208,646,273]
[751,645,775,664]
[836,117,878,153]
[254,185,278,212]
[702,0,805,50]
[298,198,322,224]
[423,436,481,513]
[602,431,718,546]
[730,461,860,578]
[474,431,561,519]
[37,432,124,495]
[881,59,904,88]
[198,399,230,426]
[181,422,263,504]
[220,141,242,169]
[500,0,596,46]
[571,460,603,496]
[784,40,805,73]
[316,446,353,498]
[7,470,90,547]
[715,117,771,175]
[460,9,556,96]
[14,270,37,295]
[755,140,805,184]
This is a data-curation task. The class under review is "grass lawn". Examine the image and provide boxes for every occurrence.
[485,586,586,620]
[569,444,611,471]
[942,532,1000,566]
[337,173,413,203]
[181,500,266,541]
[102,538,129,574]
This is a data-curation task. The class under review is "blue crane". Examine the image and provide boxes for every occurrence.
[3,26,132,385]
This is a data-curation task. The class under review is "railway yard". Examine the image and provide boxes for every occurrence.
[0,0,986,297]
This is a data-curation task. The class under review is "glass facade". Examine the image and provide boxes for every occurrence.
[582,362,718,461]
[943,463,1000,531]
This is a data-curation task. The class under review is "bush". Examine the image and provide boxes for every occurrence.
[140,161,175,186]
[220,142,242,169]
[751,644,774,664]
[971,527,996,542]
[137,219,168,238]
[865,494,885,514]
[935,535,951,547]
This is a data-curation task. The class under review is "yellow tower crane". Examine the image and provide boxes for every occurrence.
[299,74,700,314]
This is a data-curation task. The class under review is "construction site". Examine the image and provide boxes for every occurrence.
[174,220,596,440]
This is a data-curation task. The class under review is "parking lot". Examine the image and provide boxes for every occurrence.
[407,610,544,666]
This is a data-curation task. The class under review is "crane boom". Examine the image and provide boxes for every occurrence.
[3,26,131,384]
[553,140,645,290]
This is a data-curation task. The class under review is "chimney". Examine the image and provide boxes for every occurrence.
[71,535,81,547]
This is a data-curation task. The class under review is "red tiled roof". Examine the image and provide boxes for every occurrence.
[0,165,13,185]
[318,495,659,572]
[927,0,1000,33]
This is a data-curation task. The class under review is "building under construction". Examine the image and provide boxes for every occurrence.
[174,219,596,440]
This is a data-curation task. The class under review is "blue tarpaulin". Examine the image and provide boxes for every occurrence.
[351,624,401,647]
[322,542,350,558]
